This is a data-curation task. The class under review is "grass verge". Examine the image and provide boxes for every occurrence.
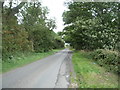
[72,51,118,88]
[2,49,63,73]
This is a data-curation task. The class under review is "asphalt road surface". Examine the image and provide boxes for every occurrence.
[2,49,73,88]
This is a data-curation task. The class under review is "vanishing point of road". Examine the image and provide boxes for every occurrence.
[2,49,73,88]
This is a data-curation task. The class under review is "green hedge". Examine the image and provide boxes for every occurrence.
[90,49,120,73]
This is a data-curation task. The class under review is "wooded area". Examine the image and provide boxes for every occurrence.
[61,1,120,73]
[62,2,119,51]
[1,0,119,88]
[2,1,64,61]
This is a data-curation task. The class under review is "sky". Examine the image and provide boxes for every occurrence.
[4,0,70,33]
[4,0,120,33]
[41,0,69,33]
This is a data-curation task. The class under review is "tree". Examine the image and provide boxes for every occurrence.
[62,2,119,50]
[2,1,64,60]
[2,1,33,60]
[21,2,64,52]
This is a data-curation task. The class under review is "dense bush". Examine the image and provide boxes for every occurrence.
[62,2,119,51]
[2,28,33,61]
[90,49,119,73]
[2,11,33,61]
[2,2,64,61]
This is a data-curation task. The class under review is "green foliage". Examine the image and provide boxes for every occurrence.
[2,7,33,61]
[2,49,63,73]
[72,51,118,88]
[90,49,119,73]
[21,2,64,52]
[62,2,119,51]
[2,2,64,61]
[2,28,33,60]
[51,31,64,49]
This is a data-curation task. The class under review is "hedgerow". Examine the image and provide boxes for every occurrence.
[90,49,119,73]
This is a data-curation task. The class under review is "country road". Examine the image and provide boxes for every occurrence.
[1,49,73,88]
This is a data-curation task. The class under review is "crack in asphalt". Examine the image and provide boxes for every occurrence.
[54,51,73,88]
[54,53,66,88]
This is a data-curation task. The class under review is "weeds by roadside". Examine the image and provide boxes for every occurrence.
[72,51,118,88]
[2,49,64,73]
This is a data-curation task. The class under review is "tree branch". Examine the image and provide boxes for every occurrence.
[0,1,4,9]
[11,2,26,15]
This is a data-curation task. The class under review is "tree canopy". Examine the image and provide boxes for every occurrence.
[62,1,120,51]
[2,1,64,60]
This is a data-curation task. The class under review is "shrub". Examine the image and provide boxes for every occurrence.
[2,28,33,61]
[90,49,119,73]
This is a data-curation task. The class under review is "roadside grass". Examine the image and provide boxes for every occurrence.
[72,51,118,88]
[2,49,64,73]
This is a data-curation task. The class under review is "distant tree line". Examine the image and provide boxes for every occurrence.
[2,1,64,60]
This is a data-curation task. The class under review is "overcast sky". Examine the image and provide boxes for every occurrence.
[4,0,70,33]
[41,0,69,33]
